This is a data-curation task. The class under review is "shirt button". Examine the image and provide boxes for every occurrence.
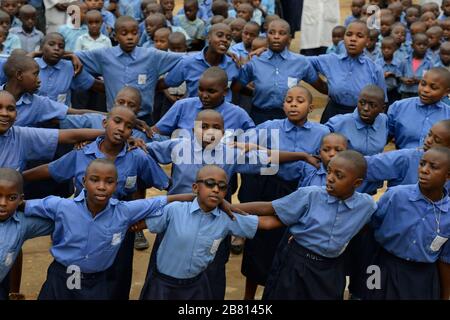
[413,240,416,244]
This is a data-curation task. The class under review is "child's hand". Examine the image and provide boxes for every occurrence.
[305,154,321,169]
[229,142,262,155]
[227,51,242,68]
[384,71,395,78]
[27,50,42,58]
[249,47,267,59]
[129,220,147,232]
[74,141,91,150]
[401,77,415,85]
[135,119,154,139]
[127,137,148,153]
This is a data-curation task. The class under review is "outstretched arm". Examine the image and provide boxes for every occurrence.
[231,201,276,216]
[258,216,285,230]
[22,164,51,182]
[58,129,104,144]
[166,193,196,203]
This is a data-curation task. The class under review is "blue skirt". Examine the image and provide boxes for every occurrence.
[0,272,10,300]
[365,247,440,300]
[263,241,346,300]
[38,260,110,300]
[140,268,212,300]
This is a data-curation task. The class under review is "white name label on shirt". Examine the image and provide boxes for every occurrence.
[57,94,67,104]
[111,233,122,246]
[4,252,14,267]
[138,74,147,85]
[287,77,298,88]
[125,176,137,189]
[430,235,448,252]
[210,238,223,255]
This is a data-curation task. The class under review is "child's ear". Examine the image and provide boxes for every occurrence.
[308,103,313,113]
[102,117,107,129]
[82,176,86,188]
[353,177,363,188]
[18,193,24,205]
[16,70,23,81]
[192,183,199,195]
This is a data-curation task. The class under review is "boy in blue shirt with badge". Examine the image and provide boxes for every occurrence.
[366,147,450,300]
[140,165,282,300]
[232,150,378,300]
[326,85,388,156]
[72,15,182,124]
[388,67,450,150]
[23,158,194,300]
[0,168,54,300]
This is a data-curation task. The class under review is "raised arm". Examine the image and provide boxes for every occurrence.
[257,216,285,230]
[22,164,51,181]
[166,193,196,203]
[231,201,276,216]
[57,129,104,144]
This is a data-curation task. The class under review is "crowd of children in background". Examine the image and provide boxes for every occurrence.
[0,0,449,301]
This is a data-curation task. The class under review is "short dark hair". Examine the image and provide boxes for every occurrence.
[334,150,367,179]
[0,168,23,193]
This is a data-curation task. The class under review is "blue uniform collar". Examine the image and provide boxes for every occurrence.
[338,51,365,64]
[284,118,312,132]
[409,184,449,213]
[198,47,231,68]
[326,190,357,209]
[415,97,446,108]
[0,84,32,105]
[266,47,290,60]
[112,45,138,60]
[352,109,380,130]
[83,136,128,159]
[317,163,327,175]
[190,198,221,217]
[36,57,63,70]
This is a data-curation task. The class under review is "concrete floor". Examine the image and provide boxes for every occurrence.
[15,0,359,300]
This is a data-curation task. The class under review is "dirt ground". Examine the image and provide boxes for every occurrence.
[18,0,360,300]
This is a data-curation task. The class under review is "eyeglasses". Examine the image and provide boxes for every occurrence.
[196,179,228,191]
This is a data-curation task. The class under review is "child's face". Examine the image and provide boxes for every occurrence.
[242,24,259,49]
[421,12,437,29]
[332,29,345,46]
[0,17,11,30]
[42,35,65,65]
[380,15,394,36]
[391,25,406,45]
[267,21,290,52]
[20,62,40,93]
[161,0,174,12]
[367,32,378,50]
[283,87,311,125]
[423,123,450,151]
[344,23,368,57]
[1,0,18,17]
[326,156,362,200]
[443,0,450,17]
[114,91,141,115]
[418,150,450,193]
[144,4,162,17]
[426,30,442,49]
[442,21,450,40]
[184,3,198,21]
[86,14,102,36]
[439,44,450,65]
[0,180,23,222]
[208,26,232,54]
[357,91,384,125]
[198,76,227,109]
[154,32,169,51]
[116,21,139,52]
[85,0,104,11]
[351,0,364,17]
[381,40,396,60]
[405,8,419,26]
[194,114,224,149]
[78,3,89,24]
[411,23,427,35]
[19,11,36,32]
[237,6,252,22]
[412,36,428,58]
[192,168,227,212]
[169,39,187,52]
[145,19,164,38]
[83,164,117,209]
[251,38,267,51]
[16,0,25,9]
[320,135,348,168]
[230,21,245,43]
[102,107,135,144]
[0,94,17,134]
[418,70,450,105]
[232,0,243,10]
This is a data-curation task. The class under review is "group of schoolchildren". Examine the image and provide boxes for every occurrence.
[0,0,449,301]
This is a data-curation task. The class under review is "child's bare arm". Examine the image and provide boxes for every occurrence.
[232,202,276,216]
[438,261,450,300]
[67,107,106,115]
[166,193,197,203]
[310,77,328,95]
[258,216,285,230]
[90,78,105,93]
[23,164,51,181]
[58,129,104,144]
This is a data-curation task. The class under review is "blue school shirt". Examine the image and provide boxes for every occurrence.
[326,109,388,156]
[2,33,21,54]
[146,198,258,279]
[398,53,434,94]
[147,138,270,195]
[58,24,89,52]
[344,15,358,27]
[36,58,95,105]
[262,0,275,15]
[0,212,53,282]
[24,192,167,273]
[101,9,116,36]
[272,186,377,258]
[118,0,142,21]
[372,184,450,264]
[276,161,326,186]
[0,126,58,172]
[75,46,182,116]
[364,47,382,62]
[155,97,255,135]
[427,48,440,65]
[393,42,412,62]
[0,54,8,84]
[387,97,450,149]
[48,136,169,199]
[375,57,401,91]
[308,52,387,107]
[239,48,318,109]
[164,47,239,102]
[229,42,250,60]
[326,44,339,54]
[9,27,44,53]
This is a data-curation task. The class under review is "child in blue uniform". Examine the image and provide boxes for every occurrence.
[366,147,450,300]
[308,21,386,123]
[233,150,378,300]
[140,165,282,300]
[376,36,402,107]
[388,67,450,150]
[326,85,388,156]
[23,158,194,300]
[0,168,54,300]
